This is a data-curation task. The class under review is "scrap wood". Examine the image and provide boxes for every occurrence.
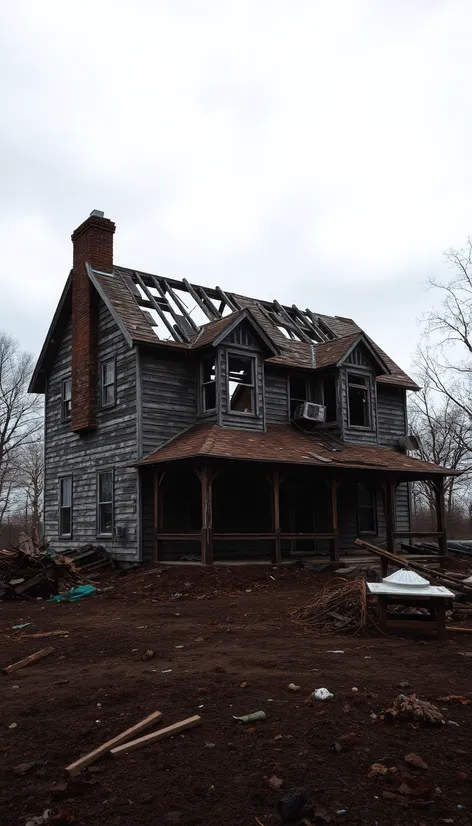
[292,577,369,635]
[111,715,202,757]
[22,630,69,639]
[65,710,162,776]
[355,539,472,595]
[3,646,55,674]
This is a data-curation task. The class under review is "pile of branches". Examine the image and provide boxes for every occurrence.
[0,532,83,601]
[291,577,371,635]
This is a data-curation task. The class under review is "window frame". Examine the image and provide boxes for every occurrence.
[346,370,372,430]
[289,374,312,419]
[200,353,217,413]
[96,468,114,538]
[226,350,257,416]
[61,376,72,423]
[357,482,378,535]
[100,357,116,409]
[58,475,73,538]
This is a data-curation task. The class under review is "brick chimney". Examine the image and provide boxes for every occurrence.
[71,210,116,432]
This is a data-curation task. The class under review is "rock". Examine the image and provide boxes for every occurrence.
[141,649,155,661]
[12,762,37,775]
[288,683,301,692]
[405,753,428,770]
[368,763,389,778]
[268,775,283,790]
[399,681,411,689]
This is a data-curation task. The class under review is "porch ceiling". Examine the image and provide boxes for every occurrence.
[136,423,458,477]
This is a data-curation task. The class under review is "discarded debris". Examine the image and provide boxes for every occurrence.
[111,715,202,757]
[276,790,308,822]
[438,695,471,705]
[141,649,155,661]
[405,753,429,769]
[22,630,69,639]
[12,623,31,630]
[268,775,283,790]
[233,711,267,723]
[312,688,333,701]
[292,578,368,635]
[3,646,55,675]
[65,710,163,776]
[0,533,84,601]
[240,681,248,688]
[288,683,301,692]
[368,763,389,778]
[48,584,97,602]
[383,694,445,726]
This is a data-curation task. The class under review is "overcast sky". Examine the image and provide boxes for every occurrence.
[1,0,472,376]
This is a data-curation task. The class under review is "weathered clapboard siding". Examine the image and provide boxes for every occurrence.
[43,303,138,561]
[218,348,265,431]
[139,352,197,457]
[265,369,289,423]
[377,386,407,446]
[396,482,411,534]
[340,367,378,445]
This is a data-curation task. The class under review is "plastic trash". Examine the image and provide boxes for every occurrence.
[48,585,96,602]
[233,711,267,722]
[12,623,31,630]
[288,683,301,692]
[312,688,333,701]
[328,650,344,654]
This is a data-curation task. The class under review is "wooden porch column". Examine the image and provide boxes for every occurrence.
[272,469,281,564]
[382,476,396,578]
[435,477,448,567]
[330,478,340,562]
[153,469,160,563]
[199,466,214,566]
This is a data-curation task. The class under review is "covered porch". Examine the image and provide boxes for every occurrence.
[139,458,449,567]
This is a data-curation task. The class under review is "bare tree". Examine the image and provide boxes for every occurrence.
[418,240,472,448]
[0,332,42,523]
[20,440,44,534]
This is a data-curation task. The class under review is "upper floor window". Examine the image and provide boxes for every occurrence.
[59,476,72,537]
[357,483,377,534]
[97,470,113,536]
[61,377,72,422]
[201,354,216,411]
[347,372,371,428]
[289,375,310,418]
[290,373,337,423]
[100,358,116,408]
[228,354,255,413]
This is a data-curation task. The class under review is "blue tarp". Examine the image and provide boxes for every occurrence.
[48,585,97,602]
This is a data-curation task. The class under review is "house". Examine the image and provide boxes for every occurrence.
[30,211,455,565]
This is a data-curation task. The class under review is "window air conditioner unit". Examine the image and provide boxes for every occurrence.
[294,402,327,424]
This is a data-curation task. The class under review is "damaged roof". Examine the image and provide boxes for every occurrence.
[30,262,419,392]
[136,423,456,477]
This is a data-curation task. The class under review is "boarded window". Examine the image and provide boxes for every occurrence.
[59,476,72,537]
[357,483,377,534]
[97,470,113,536]
[202,355,216,411]
[228,355,255,413]
[100,359,116,408]
[61,377,72,422]
[347,372,371,428]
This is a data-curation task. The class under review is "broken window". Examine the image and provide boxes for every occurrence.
[322,374,337,423]
[347,372,371,428]
[61,377,72,422]
[59,476,72,537]
[201,354,216,411]
[289,374,309,419]
[357,483,377,534]
[100,358,116,408]
[228,354,255,413]
[97,470,113,536]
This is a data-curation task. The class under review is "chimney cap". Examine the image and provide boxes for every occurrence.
[89,209,105,218]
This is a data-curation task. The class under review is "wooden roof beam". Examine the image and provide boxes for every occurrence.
[134,271,186,342]
[182,278,219,322]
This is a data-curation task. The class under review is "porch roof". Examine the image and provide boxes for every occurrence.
[136,423,457,477]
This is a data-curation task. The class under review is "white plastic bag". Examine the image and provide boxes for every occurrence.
[312,687,333,701]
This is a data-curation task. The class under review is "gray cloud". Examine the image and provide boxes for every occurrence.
[1,0,471,373]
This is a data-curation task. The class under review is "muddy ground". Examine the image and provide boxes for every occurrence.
[1,564,472,826]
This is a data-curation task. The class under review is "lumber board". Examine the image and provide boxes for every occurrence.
[3,646,55,674]
[446,626,472,633]
[65,710,162,776]
[111,715,202,757]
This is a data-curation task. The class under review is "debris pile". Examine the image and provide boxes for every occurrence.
[0,533,82,601]
[291,577,369,634]
[383,694,445,726]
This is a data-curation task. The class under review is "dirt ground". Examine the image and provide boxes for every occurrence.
[1,564,472,826]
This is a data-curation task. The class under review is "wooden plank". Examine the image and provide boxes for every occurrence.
[111,715,202,757]
[394,531,443,538]
[3,646,55,674]
[65,711,163,777]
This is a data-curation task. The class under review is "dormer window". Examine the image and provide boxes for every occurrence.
[202,354,216,411]
[347,372,371,428]
[228,354,255,413]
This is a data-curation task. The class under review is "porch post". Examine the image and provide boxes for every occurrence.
[272,468,281,564]
[435,476,448,567]
[330,478,340,562]
[382,476,396,578]
[199,465,214,565]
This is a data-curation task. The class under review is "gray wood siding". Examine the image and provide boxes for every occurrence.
[265,369,289,423]
[140,352,196,457]
[43,304,138,561]
[341,367,378,445]
[218,348,265,431]
[377,386,407,447]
